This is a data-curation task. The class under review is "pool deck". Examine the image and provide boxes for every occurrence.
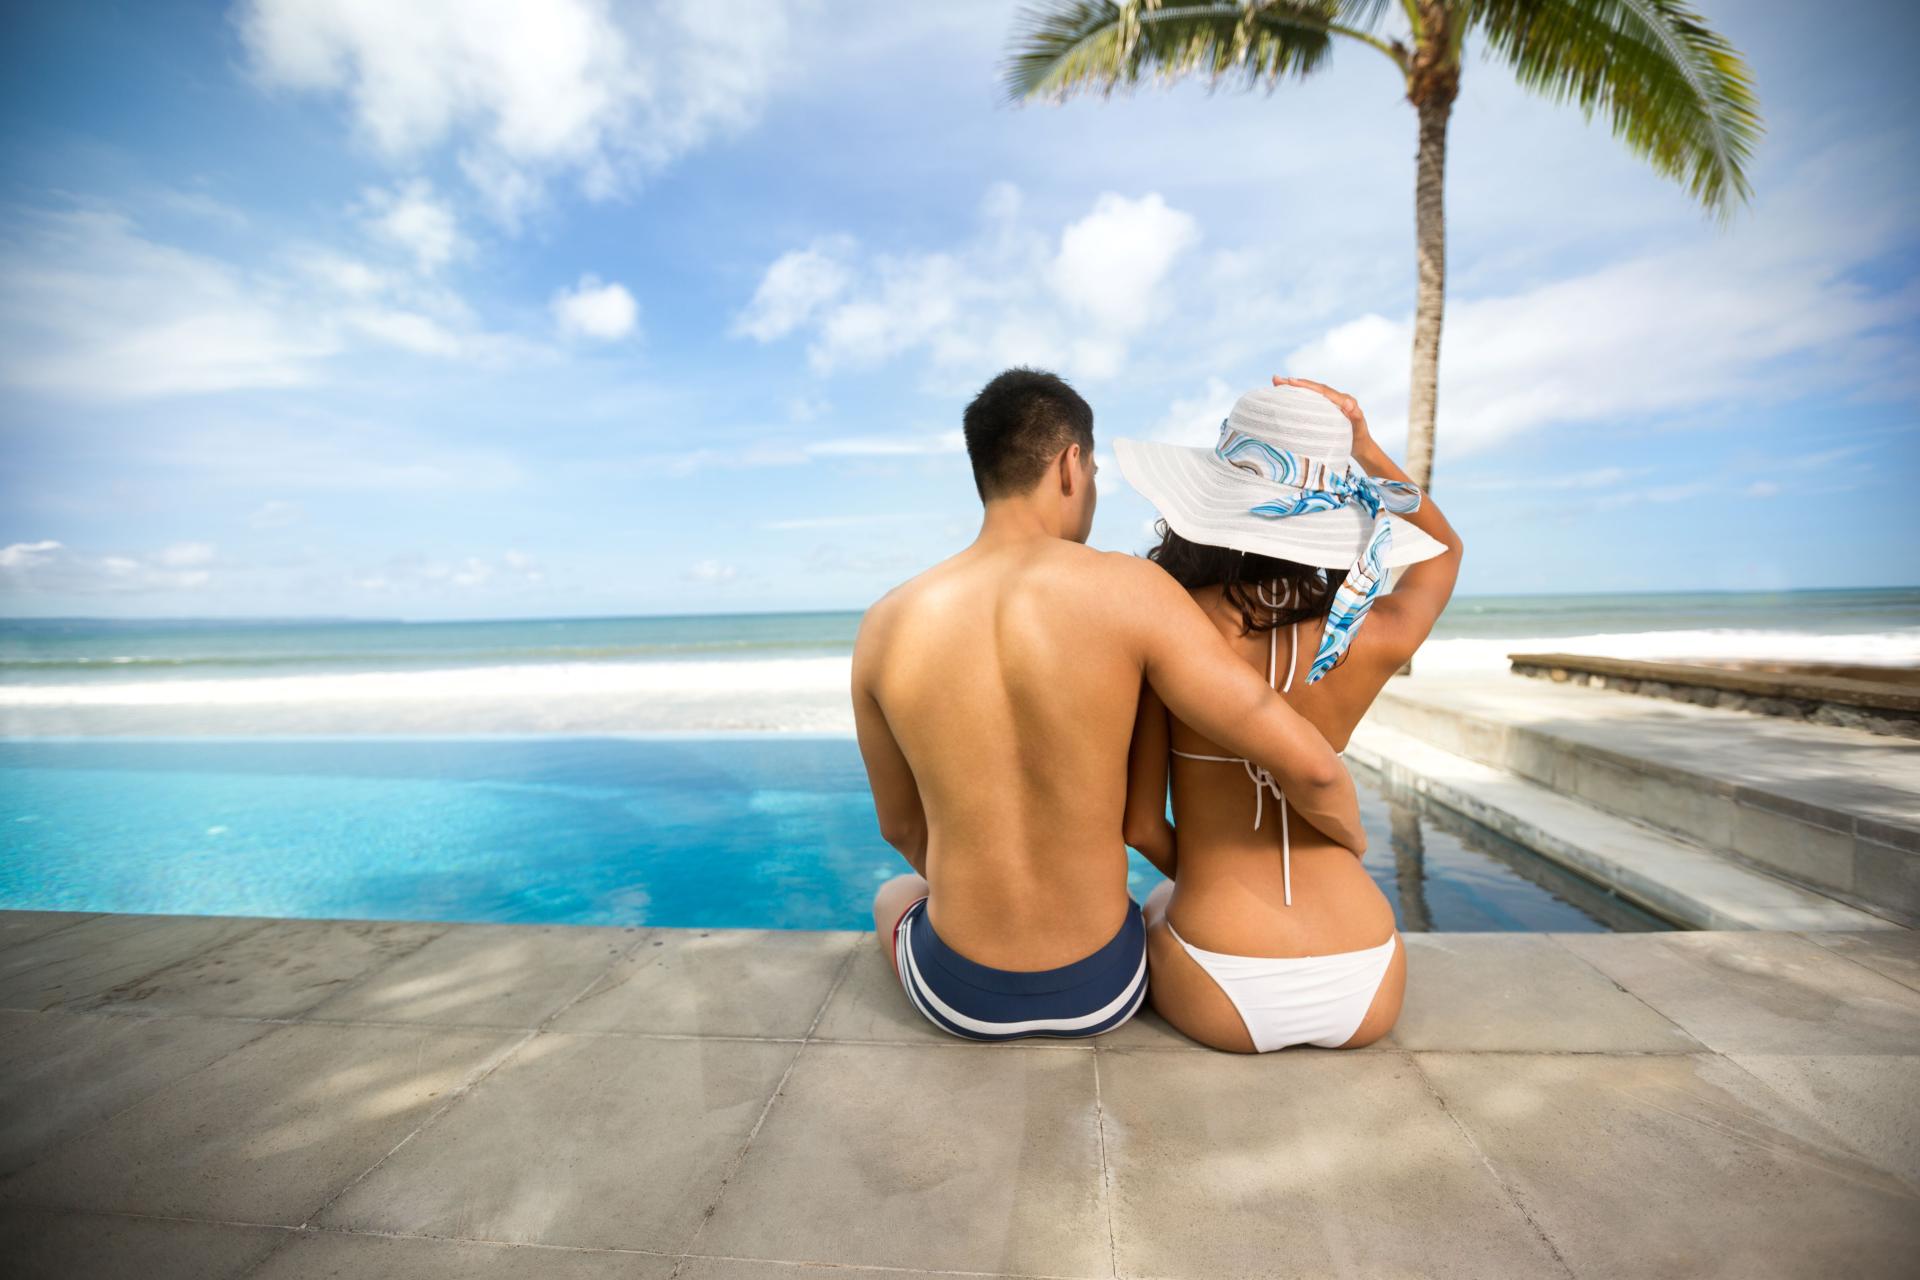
[2,911,1917,1278]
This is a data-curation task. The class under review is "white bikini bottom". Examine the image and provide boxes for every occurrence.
[1165,923,1400,1052]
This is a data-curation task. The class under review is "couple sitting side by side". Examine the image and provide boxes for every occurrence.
[851,368,1463,1050]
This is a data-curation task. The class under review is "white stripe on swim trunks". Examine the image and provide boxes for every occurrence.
[901,917,1146,1036]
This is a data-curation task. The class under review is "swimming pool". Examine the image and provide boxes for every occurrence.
[0,736,1665,932]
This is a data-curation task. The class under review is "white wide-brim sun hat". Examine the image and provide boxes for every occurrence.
[1114,384,1447,570]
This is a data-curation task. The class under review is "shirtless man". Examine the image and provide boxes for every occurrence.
[851,367,1366,1041]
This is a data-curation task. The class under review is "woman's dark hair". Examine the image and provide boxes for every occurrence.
[1145,520,1345,635]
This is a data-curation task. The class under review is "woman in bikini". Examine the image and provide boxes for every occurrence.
[1113,376,1464,1052]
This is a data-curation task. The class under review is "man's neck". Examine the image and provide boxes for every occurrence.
[973,497,1068,548]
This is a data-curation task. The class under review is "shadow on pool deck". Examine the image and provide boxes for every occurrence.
[0,910,1916,1278]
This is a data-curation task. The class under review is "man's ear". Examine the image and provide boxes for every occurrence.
[1058,443,1080,496]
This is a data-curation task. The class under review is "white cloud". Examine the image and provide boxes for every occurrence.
[1283,238,1916,458]
[345,308,466,357]
[237,0,795,222]
[1050,192,1199,331]
[0,540,217,594]
[684,559,738,584]
[1747,480,1782,498]
[0,540,63,570]
[358,179,464,272]
[0,200,553,401]
[759,513,915,531]
[247,500,305,529]
[551,274,639,341]
[348,548,546,595]
[805,430,964,458]
[296,250,390,297]
[732,240,853,341]
[735,187,1203,383]
[1149,377,1236,447]
[0,208,336,400]
[143,411,525,494]
[155,542,215,568]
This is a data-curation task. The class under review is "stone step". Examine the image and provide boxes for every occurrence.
[1367,675,1920,925]
[1345,723,1894,932]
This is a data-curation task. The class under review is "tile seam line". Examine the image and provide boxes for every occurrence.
[257,925,661,1270]
[679,1245,1103,1277]
[1090,1050,1120,1280]
[1713,1051,1920,1200]
[0,1206,1089,1278]
[0,912,103,955]
[0,1002,818,1042]
[0,1010,294,1185]
[666,938,863,1279]
[1538,931,1705,1050]
[69,919,461,1025]
[1796,932,1920,995]
[5,915,279,1007]
[1405,1050,1577,1279]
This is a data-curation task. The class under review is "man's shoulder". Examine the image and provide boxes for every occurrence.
[1052,545,1177,597]
[853,560,953,659]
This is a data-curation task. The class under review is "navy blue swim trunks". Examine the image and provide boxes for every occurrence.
[890,896,1148,1041]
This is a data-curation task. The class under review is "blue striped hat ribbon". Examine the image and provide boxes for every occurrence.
[1215,421,1424,683]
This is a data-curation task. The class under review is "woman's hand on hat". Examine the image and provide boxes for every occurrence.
[1272,376,1372,446]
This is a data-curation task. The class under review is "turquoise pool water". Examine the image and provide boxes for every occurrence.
[0,736,1663,932]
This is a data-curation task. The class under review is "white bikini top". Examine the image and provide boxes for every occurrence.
[1169,583,1342,908]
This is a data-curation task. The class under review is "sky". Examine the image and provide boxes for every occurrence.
[0,0,1916,621]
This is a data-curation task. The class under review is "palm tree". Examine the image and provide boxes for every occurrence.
[1003,1,1761,491]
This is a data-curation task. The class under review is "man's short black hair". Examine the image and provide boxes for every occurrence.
[961,367,1094,500]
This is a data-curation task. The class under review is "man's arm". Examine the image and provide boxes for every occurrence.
[851,606,928,875]
[1123,679,1177,877]
[1117,557,1367,856]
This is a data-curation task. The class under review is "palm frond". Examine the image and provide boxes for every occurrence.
[1467,0,1762,218]
[1002,1,1354,105]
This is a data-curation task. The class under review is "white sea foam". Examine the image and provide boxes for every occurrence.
[4,631,1914,738]
[4,631,1915,708]
[0,657,853,707]
[1415,628,1920,673]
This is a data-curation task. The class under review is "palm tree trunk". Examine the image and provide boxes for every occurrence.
[1406,95,1450,493]
[1397,27,1457,680]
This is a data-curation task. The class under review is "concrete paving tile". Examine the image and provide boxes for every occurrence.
[319,1033,796,1254]
[1802,929,1920,991]
[807,943,953,1045]
[697,1042,1109,1277]
[1099,1048,1562,1279]
[1095,1004,1209,1051]
[676,1261,992,1279]
[251,1230,676,1278]
[809,943,1096,1048]
[74,918,449,1020]
[551,928,856,1039]
[0,911,99,951]
[302,924,638,1028]
[1418,1052,1920,1278]
[0,1205,288,1280]
[0,1010,266,1176]
[1380,934,1701,1052]
[1727,1054,1920,1190]
[1556,931,1920,1054]
[1,1022,518,1224]
[0,913,271,1011]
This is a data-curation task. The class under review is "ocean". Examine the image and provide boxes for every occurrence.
[2,587,1915,735]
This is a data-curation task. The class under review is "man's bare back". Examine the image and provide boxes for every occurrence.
[857,537,1163,968]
